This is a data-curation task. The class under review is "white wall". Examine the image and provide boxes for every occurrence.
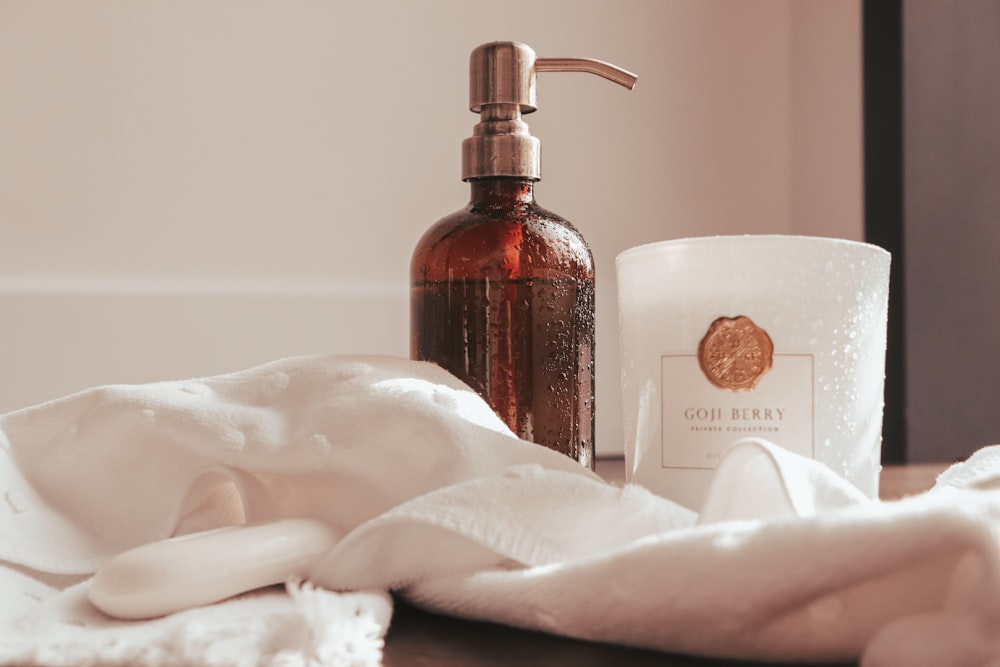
[0,0,861,456]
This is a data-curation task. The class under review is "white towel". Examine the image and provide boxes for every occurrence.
[1,355,999,666]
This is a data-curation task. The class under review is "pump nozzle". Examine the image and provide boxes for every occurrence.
[463,41,636,181]
[535,57,638,91]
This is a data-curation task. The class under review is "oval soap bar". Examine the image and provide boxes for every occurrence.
[88,518,340,619]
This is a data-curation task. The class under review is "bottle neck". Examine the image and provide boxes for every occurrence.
[467,177,536,205]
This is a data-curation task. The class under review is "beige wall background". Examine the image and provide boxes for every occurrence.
[0,0,862,456]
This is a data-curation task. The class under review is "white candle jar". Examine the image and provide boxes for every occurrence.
[616,235,891,510]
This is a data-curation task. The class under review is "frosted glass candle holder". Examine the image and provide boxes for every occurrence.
[616,235,891,510]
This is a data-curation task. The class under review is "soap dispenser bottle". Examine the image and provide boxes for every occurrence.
[411,41,636,469]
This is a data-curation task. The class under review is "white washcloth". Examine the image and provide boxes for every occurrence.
[2,355,999,666]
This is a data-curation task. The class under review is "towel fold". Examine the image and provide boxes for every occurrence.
[2,355,999,666]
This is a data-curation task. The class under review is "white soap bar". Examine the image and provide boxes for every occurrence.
[88,518,340,619]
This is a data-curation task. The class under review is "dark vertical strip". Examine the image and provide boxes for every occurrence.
[863,0,906,464]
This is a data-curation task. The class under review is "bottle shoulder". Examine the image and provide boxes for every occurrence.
[411,201,594,283]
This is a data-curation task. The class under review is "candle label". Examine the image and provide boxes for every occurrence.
[660,317,814,470]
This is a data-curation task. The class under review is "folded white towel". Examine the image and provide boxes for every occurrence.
[1,355,999,666]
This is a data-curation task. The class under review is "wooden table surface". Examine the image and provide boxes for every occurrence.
[381,458,948,667]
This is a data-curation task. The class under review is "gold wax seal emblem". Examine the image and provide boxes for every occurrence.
[697,315,774,391]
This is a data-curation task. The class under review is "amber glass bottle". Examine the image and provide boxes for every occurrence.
[410,41,634,468]
[411,176,595,467]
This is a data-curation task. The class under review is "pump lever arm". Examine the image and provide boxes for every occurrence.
[535,57,638,90]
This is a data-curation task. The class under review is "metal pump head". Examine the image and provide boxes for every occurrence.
[461,41,637,181]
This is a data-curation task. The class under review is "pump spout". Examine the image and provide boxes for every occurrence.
[535,57,638,90]
[463,41,637,181]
